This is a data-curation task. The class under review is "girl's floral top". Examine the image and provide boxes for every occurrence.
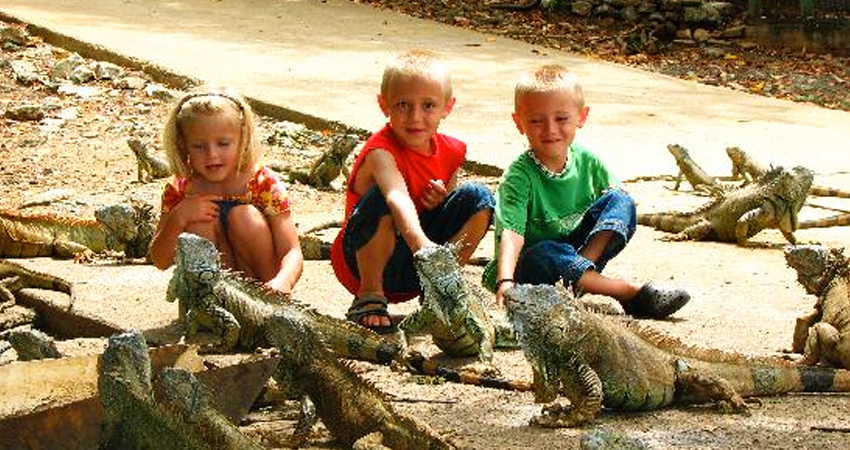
[160,166,291,218]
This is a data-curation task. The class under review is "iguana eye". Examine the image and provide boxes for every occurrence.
[199,270,214,282]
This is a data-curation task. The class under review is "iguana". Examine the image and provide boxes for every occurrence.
[400,244,496,363]
[167,232,406,365]
[798,213,850,229]
[727,146,850,198]
[127,137,171,182]
[1,258,74,309]
[784,245,850,368]
[286,133,359,190]
[158,367,265,450]
[98,330,212,450]
[504,283,850,427]
[0,203,155,259]
[666,144,724,194]
[0,326,61,360]
[637,165,813,244]
[266,309,457,449]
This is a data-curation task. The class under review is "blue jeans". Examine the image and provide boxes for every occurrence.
[515,189,636,285]
[342,182,495,294]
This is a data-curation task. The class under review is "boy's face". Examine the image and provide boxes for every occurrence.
[512,89,588,159]
[378,75,455,153]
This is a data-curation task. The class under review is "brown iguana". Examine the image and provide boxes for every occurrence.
[127,137,171,182]
[286,133,359,190]
[0,203,155,259]
[785,245,850,368]
[98,330,260,449]
[266,308,457,449]
[167,232,406,365]
[666,143,724,194]
[798,213,850,230]
[504,283,850,427]
[1,258,74,310]
[637,165,813,244]
[727,146,850,198]
[400,244,496,363]
[0,326,61,361]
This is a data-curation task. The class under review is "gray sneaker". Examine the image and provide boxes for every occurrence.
[622,282,690,319]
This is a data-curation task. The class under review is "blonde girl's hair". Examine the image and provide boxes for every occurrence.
[162,86,261,178]
[514,64,585,111]
[381,49,452,100]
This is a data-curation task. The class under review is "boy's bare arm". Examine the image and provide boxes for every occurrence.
[266,211,303,294]
[496,229,524,307]
[365,149,432,252]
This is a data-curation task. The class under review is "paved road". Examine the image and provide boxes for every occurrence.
[2,0,848,180]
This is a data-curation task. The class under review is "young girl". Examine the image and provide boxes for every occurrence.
[148,86,303,294]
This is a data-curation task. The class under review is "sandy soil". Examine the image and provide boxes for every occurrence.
[3,20,850,450]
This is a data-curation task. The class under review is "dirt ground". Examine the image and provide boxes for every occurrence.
[3,20,850,450]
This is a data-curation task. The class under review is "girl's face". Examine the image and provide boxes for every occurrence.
[182,113,242,184]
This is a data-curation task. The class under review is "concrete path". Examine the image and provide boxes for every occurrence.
[2,0,848,180]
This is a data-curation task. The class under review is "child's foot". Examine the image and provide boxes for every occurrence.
[621,282,690,319]
[346,293,397,334]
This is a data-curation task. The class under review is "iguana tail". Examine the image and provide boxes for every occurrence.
[798,212,850,229]
[406,353,532,392]
[810,185,850,198]
[637,212,699,233]
[0,259,74,305]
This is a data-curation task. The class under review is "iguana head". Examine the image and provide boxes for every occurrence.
[413,244,465,316]
[785,244,846,296]
[95,202,156,258]
[99,330,152,401]
[158,367,208,420]
[765,166,813,233]
[175,232,222,290]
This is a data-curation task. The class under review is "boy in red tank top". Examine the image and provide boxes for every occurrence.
[330,50,495,333]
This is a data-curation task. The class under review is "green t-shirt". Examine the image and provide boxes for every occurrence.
[482,143,618,291]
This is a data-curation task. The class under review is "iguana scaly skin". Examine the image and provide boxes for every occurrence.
[266,309,456,450]
[1,258,74,309]
[127,137,171,182]
[727,146,850,198]
[286,133,359,190]
[785,245,850,368]
[158,367,264,450]
[667,144,723,194]
[637,165,813,244]
[400,244,496,362]
[167,232,405,365]
[0,326,61,360]
[504,283,850,427]
[0,203,154,259]
[98,330,211,450]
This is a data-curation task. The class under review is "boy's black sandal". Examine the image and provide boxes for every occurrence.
[622,281,690,319]
[346,293,397,335]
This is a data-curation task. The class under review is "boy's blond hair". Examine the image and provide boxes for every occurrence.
[381,49,452,100]
[514,64,585,111]
[162,86,261,178]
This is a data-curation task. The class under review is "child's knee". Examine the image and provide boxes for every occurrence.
[227,205,271,240]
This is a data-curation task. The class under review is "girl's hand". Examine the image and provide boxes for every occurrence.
[173,193,221,225]
[420,179,447,210]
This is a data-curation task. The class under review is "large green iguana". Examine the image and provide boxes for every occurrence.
[0,203,155,259]
[785,245,850,368]
[666,144,724,194]
[266,309,457,449]
[127,137,172,182]
[637,165,813,244]
[167,232,406,366]
[99,330,212,449]
[503,283,850,427]
[399,244,496,363]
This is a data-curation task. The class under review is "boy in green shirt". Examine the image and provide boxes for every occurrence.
[484,65,690,319]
